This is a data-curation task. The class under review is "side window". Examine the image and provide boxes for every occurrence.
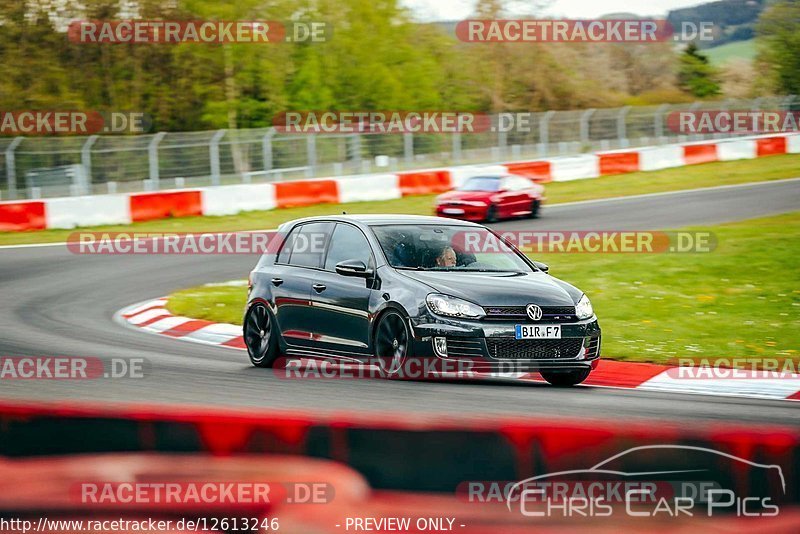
[513,176,532,190]
[276,226,299,264]
[325,223,372,271]
[281,222,333,268]
[503,176,529,191]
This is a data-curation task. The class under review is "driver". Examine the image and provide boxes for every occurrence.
[435,246,457,268]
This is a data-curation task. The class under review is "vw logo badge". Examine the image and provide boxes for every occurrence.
[526,304,543,321]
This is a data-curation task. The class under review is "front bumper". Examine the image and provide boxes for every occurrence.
[409,315,601,372]
[435,204,489,221]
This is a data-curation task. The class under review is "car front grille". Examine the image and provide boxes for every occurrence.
[483,306,578,323]
[486,338,584,360]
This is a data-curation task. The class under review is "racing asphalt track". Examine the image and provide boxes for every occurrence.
[0,179,799,424]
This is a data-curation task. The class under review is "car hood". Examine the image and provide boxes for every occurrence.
[397,270,581,306]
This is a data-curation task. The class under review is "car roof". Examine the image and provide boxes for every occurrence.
[281,214,484,228]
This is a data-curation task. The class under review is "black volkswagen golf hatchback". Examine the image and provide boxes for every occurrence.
[245,215,600,386]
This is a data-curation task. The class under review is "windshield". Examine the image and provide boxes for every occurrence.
[371,224,532,272]
[457,176,502,191]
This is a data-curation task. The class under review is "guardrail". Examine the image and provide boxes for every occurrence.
[1,132,797,232]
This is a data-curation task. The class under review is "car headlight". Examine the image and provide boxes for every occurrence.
[575,294,594,320]
[426,294,485,319]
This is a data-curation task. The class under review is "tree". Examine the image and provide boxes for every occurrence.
[677,43,721,98]
[756,0,800,95]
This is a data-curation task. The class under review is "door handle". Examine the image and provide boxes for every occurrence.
[312,283,327,293]
[271,278,283,286]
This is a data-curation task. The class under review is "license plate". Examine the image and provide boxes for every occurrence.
[442,208,465,215]
[515,324,561,339]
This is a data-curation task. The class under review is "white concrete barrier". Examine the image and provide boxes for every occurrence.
[448,165,509,188]
[638,145,685,171]
[717,138,757,161]
[787,133,800,154]
[335,174,401,203]
[45,195,131,229]
[201,183,276,216]
[550,154,600,181]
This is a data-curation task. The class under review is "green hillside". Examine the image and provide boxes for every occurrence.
[705,39,757,65]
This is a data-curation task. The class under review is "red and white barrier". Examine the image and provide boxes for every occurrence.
[1,133,797,231]
[120,297,800,402]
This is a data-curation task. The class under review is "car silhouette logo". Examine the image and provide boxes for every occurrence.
[526,304,543,321]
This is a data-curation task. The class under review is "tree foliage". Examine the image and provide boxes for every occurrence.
[678,43,721,98]
[756,0,800,95]
[0,0,764,132]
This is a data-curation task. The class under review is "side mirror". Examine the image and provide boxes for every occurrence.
[533,261,549,273]
[335,259,372,277]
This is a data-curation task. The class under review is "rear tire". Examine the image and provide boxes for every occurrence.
[244,302,279,368]
[540,368,591,386]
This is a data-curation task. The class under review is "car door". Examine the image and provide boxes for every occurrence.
[306,222,376,357]
[502,176,533,215]
[271,222,333,349]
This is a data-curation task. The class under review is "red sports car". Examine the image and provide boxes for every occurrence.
[435,175,545,222]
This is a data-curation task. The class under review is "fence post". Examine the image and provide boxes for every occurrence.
[616,106,631,148]
[403,132,413,165]
[579,108,595,145]
[262,129,274,173]
[209,129,226,186]
[306,135,316,178]
[539,110,555,155]
[452,132,461,163]
[80,135,98,195]
[653,104,670,140]
[148,132,166,190]
[350,134,362,170]
[5,137,23,200]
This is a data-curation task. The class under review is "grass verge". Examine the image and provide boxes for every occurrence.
[166,212,800,366]
[2,154,799,246]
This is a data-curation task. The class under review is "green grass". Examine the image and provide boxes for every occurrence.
[2,154,799,246]
[166,212,800,367]
[704,39,756,66]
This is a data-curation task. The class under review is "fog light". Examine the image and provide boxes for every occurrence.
[433,337,448,357]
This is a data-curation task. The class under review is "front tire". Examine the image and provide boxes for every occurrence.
[485,205,498,223]
[540,368,591,386]
[528,199,541,219]
[373,310,409,379]
[244,302,279,368]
